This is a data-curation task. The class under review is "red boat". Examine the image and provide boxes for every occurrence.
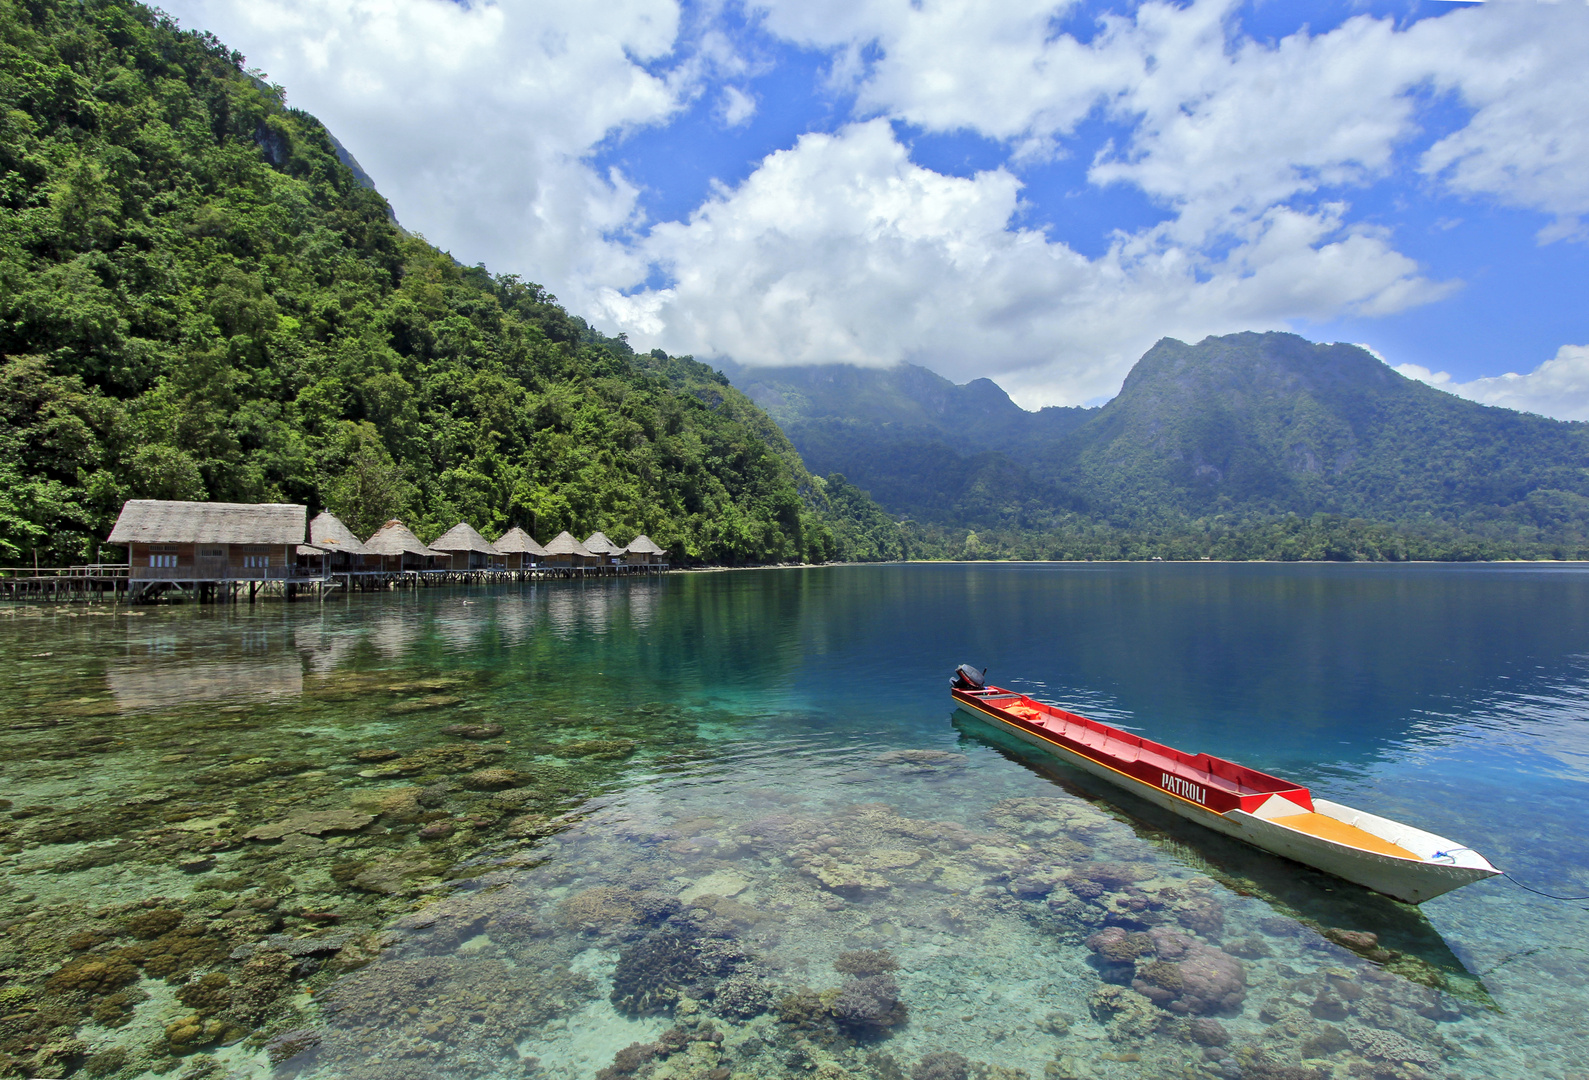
[951,666,1499,904]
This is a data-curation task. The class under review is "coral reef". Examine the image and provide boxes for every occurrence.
[835,949,901,976]
[913,1051,971,1080]
[829,975,908,1035]
[612,932,716,1016]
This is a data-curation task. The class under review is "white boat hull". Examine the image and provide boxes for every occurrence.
[960,705,1500,904]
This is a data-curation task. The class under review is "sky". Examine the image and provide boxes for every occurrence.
[161,0,1589,416]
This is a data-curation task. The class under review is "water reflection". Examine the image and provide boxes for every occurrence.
[0,566,1586,1080]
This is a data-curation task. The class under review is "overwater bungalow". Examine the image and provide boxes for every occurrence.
[494,527,547,570]
[583,531,623,567]
[108,500,307,581]
[297,511,370,574]
[364,519,441,572]
[620,534,669,569]
[542,531,596,569]
[430,522,503,571]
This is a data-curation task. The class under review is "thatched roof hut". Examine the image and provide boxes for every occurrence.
[620,534,668,565]
[622,535,665,556]
[108,500,306,545]
[364,520,440,569]
[494,527,547,557]
[431,522,498,554]
[493,526,545,571]
[303,511,369,555]
[583,531,619,554]
[542,531,595,565]
[430,522,501,570]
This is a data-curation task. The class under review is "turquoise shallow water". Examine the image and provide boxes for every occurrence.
[1,564,1587,1080]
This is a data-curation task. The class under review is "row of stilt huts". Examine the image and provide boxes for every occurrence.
[1,499,670,603]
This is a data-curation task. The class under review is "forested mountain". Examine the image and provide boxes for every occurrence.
[727,334,1589,560]
[0,0,903,566]
[1063,333,1589,526]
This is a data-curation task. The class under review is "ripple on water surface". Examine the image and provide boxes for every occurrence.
[0,565,1585,1080]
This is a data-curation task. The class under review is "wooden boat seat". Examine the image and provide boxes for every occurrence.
[1269,813,1420,860]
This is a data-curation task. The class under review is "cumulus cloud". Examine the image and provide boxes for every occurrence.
[162,0,687,309]
[595,121,1446,405]
[754,0,1589,246]
[164,0,1589,409]
[1398,345,1589,422]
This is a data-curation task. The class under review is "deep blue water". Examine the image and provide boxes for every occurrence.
[2,562,1586,1079]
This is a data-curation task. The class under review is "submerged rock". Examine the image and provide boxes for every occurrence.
[1131,928,1246,1016]
[875,749,969,772]
[462,767,525,791]
[244,810,375,841]
[441,723,504,739]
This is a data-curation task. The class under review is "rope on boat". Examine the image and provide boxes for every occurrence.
[1501,875,1589,902]
[1433,848,1589,902]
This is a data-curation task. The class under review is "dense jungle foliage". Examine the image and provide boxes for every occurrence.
[0,0,905,566]
[737,334,1589,561]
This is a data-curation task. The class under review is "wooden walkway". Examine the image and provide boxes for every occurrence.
[0,563,672,604]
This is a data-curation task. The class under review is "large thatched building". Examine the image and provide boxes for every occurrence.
[430,522,502,571]
[107,500,306,580]
[494,527,547,570]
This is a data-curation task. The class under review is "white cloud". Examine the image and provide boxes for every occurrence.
[596,121,1446,405]
[162,0,687,309]
[1393,362,1452,387]
[718,85,758,127]
[1417,6,1589,243]
[755,0,1589,246]
[162,0,1589,408]
[1441,345,1589,421]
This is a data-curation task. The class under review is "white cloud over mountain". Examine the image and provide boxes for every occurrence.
[595,120,1444,405]
[1399,345,1589,422]
[163,0,1589,408]
[164,0,684,300]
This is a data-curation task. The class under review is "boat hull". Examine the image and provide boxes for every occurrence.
[955,697,1499,904]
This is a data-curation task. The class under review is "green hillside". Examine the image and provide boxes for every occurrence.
[1061,333,1589,529]
[0,0,903,566]
[728,335,1589,560]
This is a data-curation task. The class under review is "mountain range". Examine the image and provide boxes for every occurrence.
[724,333,1589,556]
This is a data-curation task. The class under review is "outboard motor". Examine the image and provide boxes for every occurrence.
[951,664,987,691]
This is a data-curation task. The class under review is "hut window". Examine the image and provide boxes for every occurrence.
[149,554,177,568]
[200,547,225,558]
[243,555,270,569]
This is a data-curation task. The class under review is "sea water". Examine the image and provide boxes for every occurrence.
[1,563,1586,1080]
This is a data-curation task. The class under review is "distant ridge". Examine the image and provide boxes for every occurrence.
[723,333,1589,548]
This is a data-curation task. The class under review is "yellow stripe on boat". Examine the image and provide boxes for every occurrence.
[1268,812,1421,861]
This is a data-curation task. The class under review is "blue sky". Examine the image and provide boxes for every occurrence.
[166,0,1589,415]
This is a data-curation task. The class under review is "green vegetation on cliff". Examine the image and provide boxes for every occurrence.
[0,0,903,565]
